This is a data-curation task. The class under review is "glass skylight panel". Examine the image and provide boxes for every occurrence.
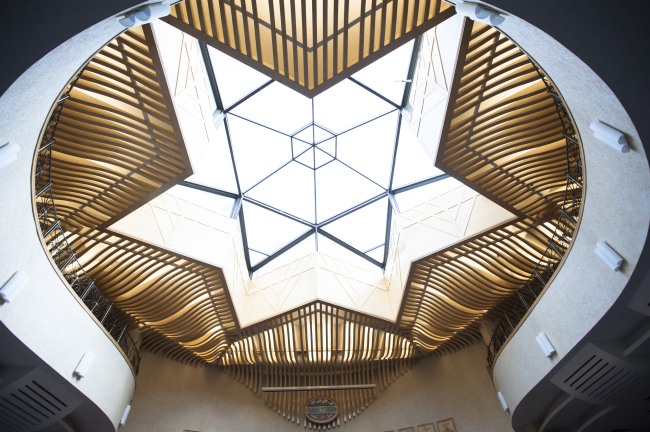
[336,111,398,188]
[231,81,312,134]
[315,161,385,223]
[207,46,271,109]
[321,197,389,254]
[367,246,385,263]
[294,126,315,143]
[292,138,311,158]
[317,138,336,157]
[313,79,395,133]
[392,115,444,188]
[227,116,292,191]
[249,250,269,267]
[245,161,316,223]
[242,201,311,256]
[352,40,415,105]
[314,125,333,143]
[185,120,239,193]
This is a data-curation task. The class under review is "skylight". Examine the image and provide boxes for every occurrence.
[153,21,447,274]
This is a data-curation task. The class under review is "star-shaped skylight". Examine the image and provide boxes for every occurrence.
[152,21,444,275]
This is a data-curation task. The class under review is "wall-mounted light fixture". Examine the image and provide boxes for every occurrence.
[595,241,623,272]
[455,2,506,26]
[589,120,629,153]
[118,3,171,28]
[497,392,508,411]
[535,332,556,357]
[0,271,29,303]
[0,142,19,170]
[74,352,95,378]
[120,404,132,426]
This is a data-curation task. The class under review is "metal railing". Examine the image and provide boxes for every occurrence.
[486,78,583,368]
[33,76,141,375]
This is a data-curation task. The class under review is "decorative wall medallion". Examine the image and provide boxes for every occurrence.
[305,397,338,424]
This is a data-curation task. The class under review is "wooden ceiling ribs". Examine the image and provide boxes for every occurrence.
[435,19,567,220]
[50,25,192,232]
[218,301,418,427]
[162,0,455,97]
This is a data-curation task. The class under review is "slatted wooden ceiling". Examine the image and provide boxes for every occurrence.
[435,19,567,219]
[50,26,191,232]
[163,0,455,97]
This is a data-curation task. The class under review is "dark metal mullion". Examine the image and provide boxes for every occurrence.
[334,108,397,136]
[348,77,401,109]
[391,173,450,194]
[199,41,224,111]
[381,199,393,266]
[224,79,274,112]
[251,228,316,273]
[363,243,384,254]
[249,247,270,256]
[180,181,240,199]
[227,112,293,138]
[243,157,295,194]
[222,116,243,194]
[335,158,387,191]
[268,0,280,72]
[401,35,423,109]
[387,111,402,191]
[387,192,400,213]
[317,192,386,228]
[230,197,243,219]
[312,0,319,86]
[243,196,316,228]
[319,229,383,268]
[238,205,253,275]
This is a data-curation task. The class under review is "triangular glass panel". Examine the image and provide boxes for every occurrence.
[227,115,292,191]
[392,115,444,189]
[249,250,269,267]
[336,111,399,188]
[317,137,336,158]
[294,125,315,144]
[292,138,311,158]
[295,148,315,169]
[241,200,311,256]
[352,40,415,105]
[231,81,312,135]
[321,197,389,254]
[317,235,382,274]
[315,160,385,223]
[313,79,395,134]
[185,118,239,193]
[394,177,459,212]
[207,46,272,109]
[314,125,334,143]
[314,148,334,169]
[252,234,316,278]
[245,161,316,223]
[367,246,385,263]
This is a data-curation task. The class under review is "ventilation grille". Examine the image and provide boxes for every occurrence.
[551,343,650,405]
[0,368,79,432]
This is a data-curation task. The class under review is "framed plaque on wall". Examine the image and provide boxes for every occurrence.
[398,428,415,432]
[417,423,435,432]
[436,418,457,432]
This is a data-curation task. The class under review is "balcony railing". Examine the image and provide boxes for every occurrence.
[33,76,141,375]
[486,76,583,368]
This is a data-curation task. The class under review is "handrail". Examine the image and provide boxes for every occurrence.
[33,75,141,375]
[486,75,583,368]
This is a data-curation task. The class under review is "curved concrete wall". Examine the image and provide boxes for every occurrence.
[483,4,650,424]
[0,11,146,430]
[122,344,512,432]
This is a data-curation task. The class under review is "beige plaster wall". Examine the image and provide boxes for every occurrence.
[470,2,650,423]
[122,343,513,432]
[0,8,149,430]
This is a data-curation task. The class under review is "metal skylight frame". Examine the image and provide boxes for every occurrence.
[182,38,447,276]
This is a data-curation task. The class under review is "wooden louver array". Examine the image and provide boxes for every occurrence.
[163,0,455,97]
[50,25,191,232]
[68,229,239,365]
[398,217,560,355]
[219,302,418,427]
[435,20,567,219]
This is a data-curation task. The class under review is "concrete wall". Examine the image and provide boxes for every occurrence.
[476,1,650,425]
[0,7,148,430]
[122,343,512,432]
